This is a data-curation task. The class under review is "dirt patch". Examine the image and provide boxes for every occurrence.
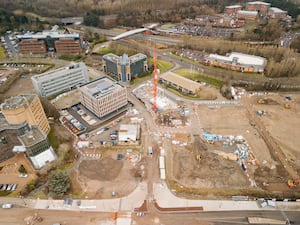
[77,156,138,198]
[172,139,249,189]
[166,92,300,198]
[79,157,123,181]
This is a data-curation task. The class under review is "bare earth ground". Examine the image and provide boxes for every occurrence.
[170,92,300,197]
[172,146,249,189]
[0,208,115,225]
[77,155,140,199]
[0,154,37,197]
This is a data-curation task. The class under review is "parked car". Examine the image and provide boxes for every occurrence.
[19,173,28,178]
[1,184,6,191]
[11,184,17,191]
[6,184,13,191]
[2,203,12,208]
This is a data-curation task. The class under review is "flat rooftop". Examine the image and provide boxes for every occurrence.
[238,10,258,16]
[103,53,120,63]
[129,53,147,63]
[18,127,46,147]
[1,94,36,110]
[103,53,147,64]
[207,52,267,67]
[80,76,124,99]
[247,1,271,6]
[32,62,85,81]
[160,71,202,93]
[17,30,80,40]
[225,5,242,9]
[270,7,287,14]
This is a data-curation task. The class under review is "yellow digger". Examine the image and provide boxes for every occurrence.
[287,179,300,188]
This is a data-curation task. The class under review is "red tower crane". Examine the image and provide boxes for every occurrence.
[153,47,158,111]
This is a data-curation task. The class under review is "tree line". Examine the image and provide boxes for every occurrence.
[0,9,44,33]
[180,37,300,77]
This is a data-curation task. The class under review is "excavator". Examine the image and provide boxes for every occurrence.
[287,179,300,188]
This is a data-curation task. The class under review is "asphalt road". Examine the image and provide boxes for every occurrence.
[0,207,298,225]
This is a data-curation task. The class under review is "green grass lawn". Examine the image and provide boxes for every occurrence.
[170,52,198,64]
[47,128,59,149]
[171,52,262,78]
[130,74,152,85]
[174,68,223,88]
[58,54,83,61]
[160,23,176,29]
[0,47,6,59]
[148,58,173,73]
[60,162,75,171]
[97,47,115,55]
[157,59,173,73]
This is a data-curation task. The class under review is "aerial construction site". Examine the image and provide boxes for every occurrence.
[132,64,300,199]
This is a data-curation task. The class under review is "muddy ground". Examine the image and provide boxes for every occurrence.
[169,92,300,198]
[76,154,143,199]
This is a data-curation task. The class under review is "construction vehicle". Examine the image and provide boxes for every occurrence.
[287,179,300,187]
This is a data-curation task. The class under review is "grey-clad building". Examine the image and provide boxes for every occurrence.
[103,53,148,82]
[31,62,89,97]
[0,113,56,169]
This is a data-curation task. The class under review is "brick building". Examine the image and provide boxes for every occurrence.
[54,38,82,54]
[224,5,242,15]
[17,26,83,54]
[237,10,258,20]
[18,39,47,54]
[246,1,271,15]
[268,7,287,19]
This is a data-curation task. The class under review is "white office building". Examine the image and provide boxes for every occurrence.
[31,62,89,97]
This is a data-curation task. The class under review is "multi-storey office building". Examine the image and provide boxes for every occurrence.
[224,5,242,15]
[18,126,56,169]
[54,38,82,54]
[268,7,288,19]
[31,62,89,97]
[103,53,148,82]
[237,10,258,20]
[79,76,128,119]
[18,39,47,54]
[0,114,56,169]
[17,26,83,54]
[246,1,271,15]
[1,94,50,135]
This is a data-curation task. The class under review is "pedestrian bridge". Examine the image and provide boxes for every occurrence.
[111,28,149,41]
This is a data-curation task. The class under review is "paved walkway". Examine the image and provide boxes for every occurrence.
[33,182,147,212]
[153,182,300,212]
[22,181,300,212]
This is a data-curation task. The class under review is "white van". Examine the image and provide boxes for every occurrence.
[2,203,12,208]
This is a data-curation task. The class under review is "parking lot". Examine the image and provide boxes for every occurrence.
[0,154,36,197]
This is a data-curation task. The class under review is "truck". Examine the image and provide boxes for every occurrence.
[96,129,104,135]
[148,146,153,155]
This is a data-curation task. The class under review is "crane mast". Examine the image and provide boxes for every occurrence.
[153,47,158,111]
